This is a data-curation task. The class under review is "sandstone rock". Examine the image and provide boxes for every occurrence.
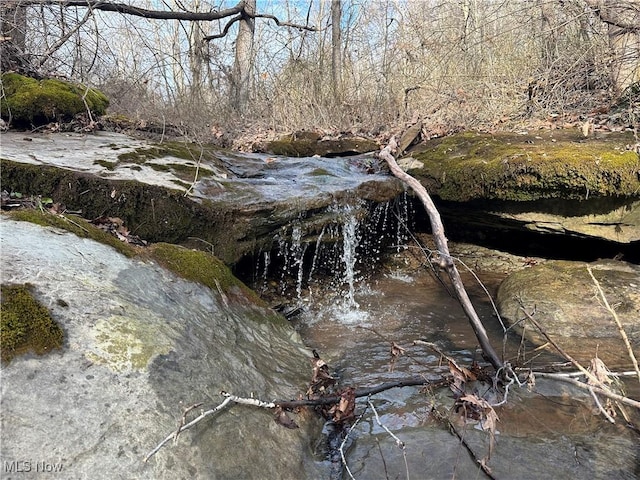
[0,220,323,479]
[497,259,640,365]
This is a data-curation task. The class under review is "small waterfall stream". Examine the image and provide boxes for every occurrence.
[249,193,412,314]
[242,192,640,480]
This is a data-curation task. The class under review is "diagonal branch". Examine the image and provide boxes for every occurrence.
[379,136,503,371]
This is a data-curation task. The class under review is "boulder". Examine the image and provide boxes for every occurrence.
[496,259,640,365]
[0,219,324,479]
[263,131,379,157]
[0,73,109,128]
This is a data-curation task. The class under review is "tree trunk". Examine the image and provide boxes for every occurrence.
[232,0,256,112]
[330,0,342,102]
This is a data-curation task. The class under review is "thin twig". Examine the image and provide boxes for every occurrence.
[368,399,410,480]
[588,387,616,423]
[534,373,640,409]
[586,266,640,383]
[174,402,204,443]
[144,397,233,463]
[518,304,605,388]
[340,405,368,480]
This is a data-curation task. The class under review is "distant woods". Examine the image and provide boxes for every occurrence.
[1,0,638,136]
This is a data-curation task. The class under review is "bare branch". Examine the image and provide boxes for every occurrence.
[19,1,318,31]
[586,265,640,383]
[202,14,241,41]
[534,372,640,409]
[379,136,503,371]
[19,0,244,21]
[253,13,319,32]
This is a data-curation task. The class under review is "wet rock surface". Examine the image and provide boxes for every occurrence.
[0,219,323,479]
[0,131,403,264]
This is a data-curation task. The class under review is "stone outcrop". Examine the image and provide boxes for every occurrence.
[404,129,640,245]
[261,130,379,157]
[1,219,323,479]
[0,131,403,264]
[496,259,640,365]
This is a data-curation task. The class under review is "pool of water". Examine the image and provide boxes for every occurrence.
[284,265,640,479]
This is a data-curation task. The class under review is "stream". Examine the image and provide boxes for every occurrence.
[249,206,640,479]
[2,132,639,478]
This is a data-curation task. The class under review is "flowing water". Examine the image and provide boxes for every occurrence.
[251,198,640,480]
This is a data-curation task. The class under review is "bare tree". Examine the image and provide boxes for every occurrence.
[331,0,341,101]
[584,0,640,95]
[1,2,30,74]
[5,0,317,112]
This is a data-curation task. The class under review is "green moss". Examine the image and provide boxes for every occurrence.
[1,283,64,363]
[5,210,138,258]
[308,168,334,177]
[0,73,109,127]
[411,131,640,201]
[149,243,264,305]
[117,142,220,165]
[171,179,191,189]
[147,162,214,181]
[94,159,117,170]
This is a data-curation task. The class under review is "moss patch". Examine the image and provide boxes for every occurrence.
[410,131,640,201]
[0,73,109,127]
[5,209,138,258]
[1,284,64,363]
[117,141,220,165]
[149,243,264,305]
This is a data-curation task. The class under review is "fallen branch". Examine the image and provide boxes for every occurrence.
[379,137,503,370]
[533,372,640,409]
[518,304,608,389]
[144,377,450,462]
[144,396,233,463]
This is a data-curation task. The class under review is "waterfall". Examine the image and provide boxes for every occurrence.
[252,194,412,311]
[340,203,361,309]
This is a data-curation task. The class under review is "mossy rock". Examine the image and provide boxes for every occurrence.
[1,283,64,363]
[0,160,258,263]
[148,243,264,306]
[5,209,139,258]
[265,132,379,157]
[408,131,640,201]
[0,72,109,127]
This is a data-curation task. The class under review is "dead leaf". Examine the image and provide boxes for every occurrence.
[274,406,299,429]
[389,342,406,372]
[329,387,355,424]
[588,356,612,387]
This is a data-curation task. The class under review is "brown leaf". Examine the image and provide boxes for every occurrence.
[274,406,299,429]
[588,356,612,387]
[389,342,406,372]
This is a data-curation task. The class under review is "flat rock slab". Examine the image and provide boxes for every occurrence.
[497,259,640,366]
